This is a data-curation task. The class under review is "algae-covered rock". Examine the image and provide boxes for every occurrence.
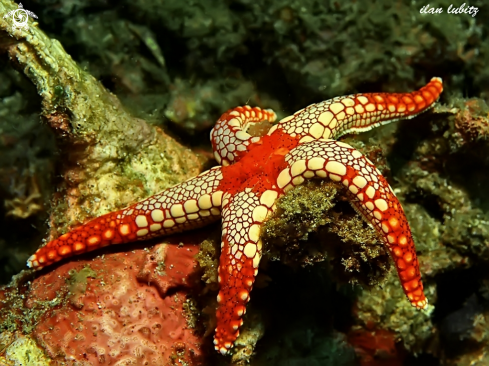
[1,334,51,366]
[1,0,489,364]
[0,0,202,240]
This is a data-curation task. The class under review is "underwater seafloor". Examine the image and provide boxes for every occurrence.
[0,0,488,365]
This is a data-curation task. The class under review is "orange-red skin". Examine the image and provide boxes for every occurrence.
[27,78,443,355]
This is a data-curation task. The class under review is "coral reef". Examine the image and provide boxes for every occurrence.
[0,0,488,365]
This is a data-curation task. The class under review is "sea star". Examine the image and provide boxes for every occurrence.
[27,77,443,354]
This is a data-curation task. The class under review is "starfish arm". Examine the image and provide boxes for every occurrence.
[210,106,277,166]
[214,188,277,354]
[27,167,225,269]
[271,77,443,142]
[276,140,427,309]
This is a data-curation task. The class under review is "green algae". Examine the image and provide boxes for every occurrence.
[262,177,390,288]
[0,271,64,336]
[2,335,51,366]
[66,266,97,309]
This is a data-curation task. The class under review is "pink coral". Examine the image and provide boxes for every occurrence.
[23,240,205,365]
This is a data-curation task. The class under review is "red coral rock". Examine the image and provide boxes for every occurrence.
[348,328,404,366]
[24,241,205,365]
